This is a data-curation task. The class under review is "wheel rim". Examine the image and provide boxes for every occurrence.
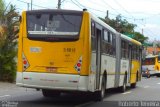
[123,82,126,91]
[101,78,105,98]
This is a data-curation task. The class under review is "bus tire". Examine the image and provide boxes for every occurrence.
[147,74,150,78]
[42,89,60,97]
[95,75,106,101]
[130,83,136,88]
[120,74,127,93]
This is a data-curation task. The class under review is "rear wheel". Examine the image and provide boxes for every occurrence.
[42,89,61,97]
[130,83,136,88]
[95,76,106,101]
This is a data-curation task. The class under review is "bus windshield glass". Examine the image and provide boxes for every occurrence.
[143,57,155,65]
[26,11,82,41]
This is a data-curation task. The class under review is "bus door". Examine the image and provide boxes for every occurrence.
[115,33,121,87]
[128,44,132,83]
[95,24,102,89]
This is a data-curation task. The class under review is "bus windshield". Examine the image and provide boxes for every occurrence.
[27,11,82,41]
[143,57,155,65]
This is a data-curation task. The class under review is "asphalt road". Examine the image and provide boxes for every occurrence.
[0,77,160,107]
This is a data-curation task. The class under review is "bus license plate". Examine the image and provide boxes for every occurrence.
[46,67,57,73]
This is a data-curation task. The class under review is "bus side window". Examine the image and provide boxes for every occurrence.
[121,40,129,59]
[91,21,96,51]
[121,40,125,58]
[102,30,108,54]
[112,34,116,56]
[91,21,95,37]
[132,45,136,60]
[108,31,110,43]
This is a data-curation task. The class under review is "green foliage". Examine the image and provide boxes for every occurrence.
[100,14,148,43]
[0,0,19,82]
[133,32,148,44]
[0,0,5,17]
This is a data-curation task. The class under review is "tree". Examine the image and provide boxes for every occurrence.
[100,14,148,44]
[0,0,19,82]
[133,32,148,44]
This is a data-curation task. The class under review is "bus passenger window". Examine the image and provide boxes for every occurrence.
[108,31,110,43]
[91,22,95,36]
[110,33,112,44]
[104,30,108,41]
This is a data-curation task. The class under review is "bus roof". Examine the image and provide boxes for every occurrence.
[90,13,117,34]
[121,34,142,46]
[145,55,159,58]
[26,9,83,14]
[89,11,142,46]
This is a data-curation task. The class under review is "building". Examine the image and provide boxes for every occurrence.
[145,46,160,56]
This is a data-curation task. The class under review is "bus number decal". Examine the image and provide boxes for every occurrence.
[64,48,76,53]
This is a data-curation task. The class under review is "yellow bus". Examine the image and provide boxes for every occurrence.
[142,55,160,77]
[16,9,142,101]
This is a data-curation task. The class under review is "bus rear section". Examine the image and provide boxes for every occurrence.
[16,10,90,92]
[142,55,160,76]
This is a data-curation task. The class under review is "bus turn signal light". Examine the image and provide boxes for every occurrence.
[74,56,82,73]
[22,53,30,71]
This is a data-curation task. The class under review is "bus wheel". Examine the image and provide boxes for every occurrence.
[130,83,136,88]
[147,74,150,78]
[95,76,106,101]
[42,89,60,97]
[120,75,127,93]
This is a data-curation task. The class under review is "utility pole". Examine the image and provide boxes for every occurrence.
[105,10,109,23]
[27,3,30,10]
[31,0,33,10]
[142,28,143,35]
[58,0,61,9]
[153,39,157,55]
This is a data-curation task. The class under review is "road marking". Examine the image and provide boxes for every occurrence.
[144,86,150,88]
[0,95,11,98]
[157,83,160,85]
[122,91,132,95]
[75,101,95,107]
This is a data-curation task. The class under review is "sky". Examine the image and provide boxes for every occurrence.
[4,0,160,41]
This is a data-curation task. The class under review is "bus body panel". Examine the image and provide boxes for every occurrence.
[17,10,92,92]
[17,11,27,72]
[101,55,116,88]
[22,38,83,74]
[130,60,140,83]
[16,9,142,95]
[119,59,129,85]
